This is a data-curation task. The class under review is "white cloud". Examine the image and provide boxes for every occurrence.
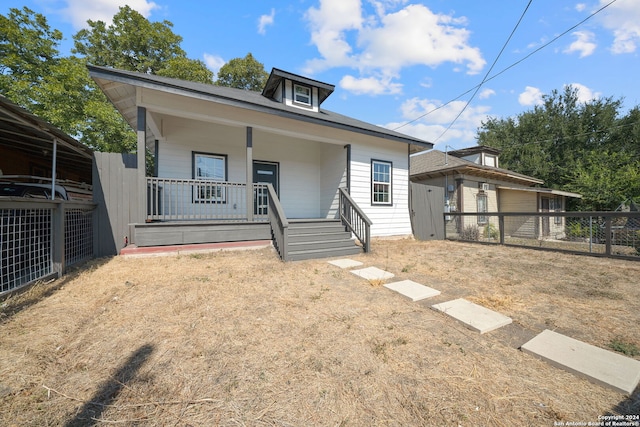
[339,74,402,95]
[478,88,495,100]
[203,53,225,76]
[385,97,491,146]
[564,31,597,57]
[304,1,485,95]
[598,0,640,54]
[304,0,363,70]
[258,8,276,35]
[575,3,587,12]
[567,83,601,103]
[518,86,544,106]
[61,0,158,29]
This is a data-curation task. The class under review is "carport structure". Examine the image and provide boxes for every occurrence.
[0,94,95,295]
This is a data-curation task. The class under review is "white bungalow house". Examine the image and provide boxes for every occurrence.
[89,66,433,260]
[410,146,581,241]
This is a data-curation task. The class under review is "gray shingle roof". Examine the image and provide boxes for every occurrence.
[88,65,432,151]
[411,150,544,185]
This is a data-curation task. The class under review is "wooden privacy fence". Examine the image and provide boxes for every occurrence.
[444,211,640,260]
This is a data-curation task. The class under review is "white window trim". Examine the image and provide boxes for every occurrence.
[293,83,311,106]
[193,152,227,203]
[371,159,392,205]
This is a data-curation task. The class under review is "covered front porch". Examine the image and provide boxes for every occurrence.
[129,110,371,259]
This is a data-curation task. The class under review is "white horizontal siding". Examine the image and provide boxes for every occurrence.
[158,118,246,182]
[320,144,346,218]
[350,140,412,237]
[253,130,323,218]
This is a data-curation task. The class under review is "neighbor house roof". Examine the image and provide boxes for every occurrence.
[496,185,582,199]
[411,149,543,186]
[88,65,433,153]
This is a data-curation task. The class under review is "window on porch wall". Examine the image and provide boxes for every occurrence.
[193,152,227,203]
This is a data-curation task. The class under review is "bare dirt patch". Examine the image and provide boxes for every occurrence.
[1,238,638,426]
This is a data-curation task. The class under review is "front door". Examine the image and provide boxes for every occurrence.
[253,161,279,215]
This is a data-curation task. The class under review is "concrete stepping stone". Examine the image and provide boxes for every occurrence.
[521,329,640,394]
[350,266,394,281]
[431,298,512,334]
[328,258,363,269]
[384,280,441,301]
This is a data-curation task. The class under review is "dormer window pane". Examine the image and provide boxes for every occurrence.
[294,84,311,106]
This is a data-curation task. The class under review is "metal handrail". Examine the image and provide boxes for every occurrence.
[338,187,372,252]
[266,183,289,260]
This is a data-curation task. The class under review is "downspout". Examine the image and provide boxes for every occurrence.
[344,144,351,193]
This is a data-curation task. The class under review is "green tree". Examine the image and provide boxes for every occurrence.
[1,6,216,153]
[73,6,213,83]
[216,53,268,91]
[0,7,62,112]
[477,86,640,210]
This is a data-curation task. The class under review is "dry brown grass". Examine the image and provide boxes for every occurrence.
[0,238,639,426]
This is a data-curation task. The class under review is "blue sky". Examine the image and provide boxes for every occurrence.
[3,0,640,150]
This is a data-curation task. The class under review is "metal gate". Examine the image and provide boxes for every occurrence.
[410,182,444,240]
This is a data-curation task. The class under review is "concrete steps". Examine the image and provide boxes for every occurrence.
[286,220,362,261]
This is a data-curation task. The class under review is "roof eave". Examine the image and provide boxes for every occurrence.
[88,65,432,149]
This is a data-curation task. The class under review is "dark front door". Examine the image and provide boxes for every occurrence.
[253,161,279,216]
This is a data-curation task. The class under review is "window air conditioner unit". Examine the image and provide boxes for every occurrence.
[481,183,490,191]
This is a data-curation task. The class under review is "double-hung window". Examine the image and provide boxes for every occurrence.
[477,193,488,224]
[193,152,227,203]
[371,160,392,205]
[293,84,311,106]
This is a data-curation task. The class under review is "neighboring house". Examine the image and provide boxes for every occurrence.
[410,146,581,240]
[88,66,433,260]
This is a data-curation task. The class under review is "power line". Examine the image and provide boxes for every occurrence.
[430,0,533,144]
[393,0,619,135]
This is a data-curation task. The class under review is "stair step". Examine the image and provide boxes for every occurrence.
[288,231,352,243]
[288,224,346,235]
[288,245,362,261]
[288,238,357,251]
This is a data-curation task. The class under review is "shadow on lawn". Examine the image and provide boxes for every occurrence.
[64,344,154,427]
[605,385,640,416]
[0,258,111,324]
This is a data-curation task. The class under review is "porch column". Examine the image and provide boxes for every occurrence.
[137,106,147,227]
[246,127,254,221]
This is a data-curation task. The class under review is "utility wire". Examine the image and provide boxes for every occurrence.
[393,0,619,135]
[430,0,533,144]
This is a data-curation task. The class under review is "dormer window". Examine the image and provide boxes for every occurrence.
[293,84,311,106]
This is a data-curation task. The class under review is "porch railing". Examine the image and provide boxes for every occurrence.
[266,183,289,261]
[338,187,372,252]
[146,178,269,222]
